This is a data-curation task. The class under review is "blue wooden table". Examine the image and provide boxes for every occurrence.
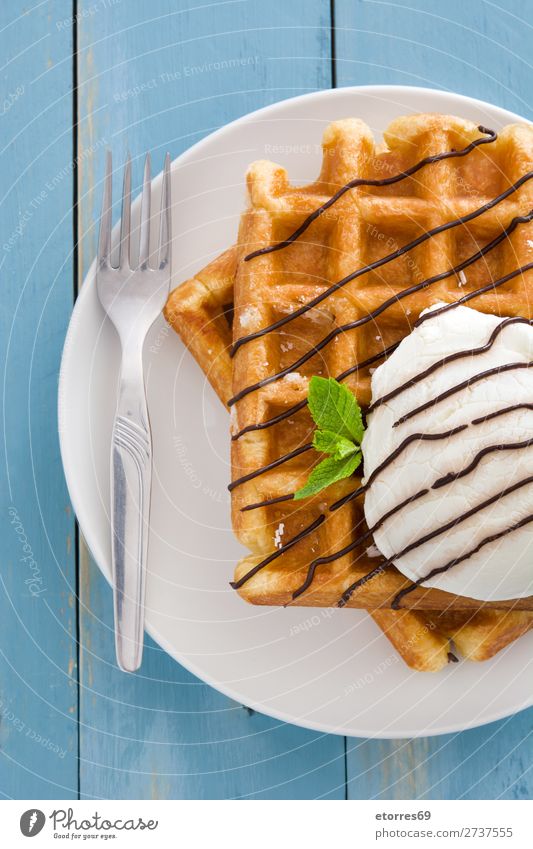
[1,0,532,800]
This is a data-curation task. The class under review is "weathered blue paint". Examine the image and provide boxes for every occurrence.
[0,2,78,798]
[2,0,532,801]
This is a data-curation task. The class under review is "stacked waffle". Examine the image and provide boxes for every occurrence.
[165,113,533,670]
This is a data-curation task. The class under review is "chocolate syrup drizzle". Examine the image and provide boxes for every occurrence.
[229,442,312,492]
[393,360,533,428]
[368,317,533,413]
[471,403,533,426]
[228,207,533,406]
[391,511,533,609]
[243,126,497,263]
[230,515,325,590]
[230,172,533,360]
[233,342,400,443]
[228,125,533,602]
[414,263,533,327]
[241,493,295,513]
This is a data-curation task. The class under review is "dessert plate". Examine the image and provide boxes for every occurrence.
[59,86,533,737]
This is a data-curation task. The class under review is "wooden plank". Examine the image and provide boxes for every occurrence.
[79,556,344,800]
[347,720,533,800]
[334,0,531,117]
[77,0,345,799]
[334,0,533,799]
[0,3,78,797]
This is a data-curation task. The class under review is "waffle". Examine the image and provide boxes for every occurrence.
[165,248,533,670]
[165,113,533,669]
[228,113,533,612]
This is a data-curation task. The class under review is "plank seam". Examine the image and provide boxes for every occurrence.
[72,0,81,802]
[330,0,337,87]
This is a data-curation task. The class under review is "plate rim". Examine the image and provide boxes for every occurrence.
[59,83,533,738]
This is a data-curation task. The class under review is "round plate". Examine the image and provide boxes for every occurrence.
[59,85,533,738]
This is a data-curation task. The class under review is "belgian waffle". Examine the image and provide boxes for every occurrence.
[165,114,533,669]
[228,114,533,611]
[165,246,533,671]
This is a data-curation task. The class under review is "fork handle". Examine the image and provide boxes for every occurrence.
[110,346,151,672]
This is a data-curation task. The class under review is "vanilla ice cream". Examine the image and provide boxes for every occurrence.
[362,303,533,601]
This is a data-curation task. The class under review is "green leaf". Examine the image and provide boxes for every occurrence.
[307,376,363,444]
[312,429,358,460]
[293,451,362,500]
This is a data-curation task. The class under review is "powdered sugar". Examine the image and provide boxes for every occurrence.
[239,306,260,329]
[274,522,285,549]
[284,372,306,389]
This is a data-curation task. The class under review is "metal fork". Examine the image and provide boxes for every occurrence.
[96,151,171,672]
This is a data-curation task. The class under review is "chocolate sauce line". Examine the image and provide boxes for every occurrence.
[414,263,533,327]
[228,442,312,492]
[241,493,295,512]
[368,318,533,414]
[339,474,533,606]
[291,532,373,600]
[393,360,533,428]
[338,563,387,606]
[433,438,533,489]
[228,208,533,406]
[335,340,402,382]
[231,174,533,359]
[391,510,533,609]
[230,514,325,590]
[472,403,533,425]
[331,403,533,513]
[330,425,469,512]
[233,399,308,442]
[232,341,400,443]
[243,126,497,263]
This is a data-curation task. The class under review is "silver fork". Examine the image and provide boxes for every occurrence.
[96,151,171,672]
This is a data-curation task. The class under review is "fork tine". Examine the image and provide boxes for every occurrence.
[158,152,171,272]
[98,150,112,267]
[138,152,151,268]
[119,153,132,269]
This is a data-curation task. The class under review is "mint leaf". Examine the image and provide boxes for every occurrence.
[312,430,358,460]
[293,377,365,500]
[294,451,362,500]
[307,376,363,443]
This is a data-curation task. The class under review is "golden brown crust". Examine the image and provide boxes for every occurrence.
[427,609,533,661]
[163,247,237,406]
[370,609,452,672]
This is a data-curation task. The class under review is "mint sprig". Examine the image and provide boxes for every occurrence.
[294,377,365,500]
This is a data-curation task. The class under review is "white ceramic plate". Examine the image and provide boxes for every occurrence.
[59,85,533,738]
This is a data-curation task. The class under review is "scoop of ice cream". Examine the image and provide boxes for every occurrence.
[362,303,533,602]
